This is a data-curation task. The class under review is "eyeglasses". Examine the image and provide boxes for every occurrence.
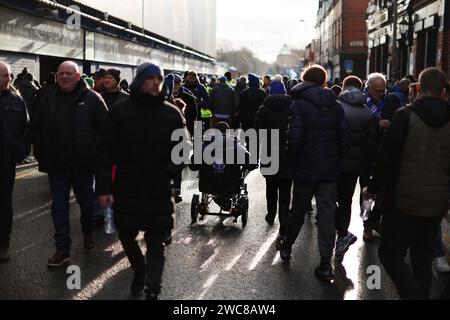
[369,87,386,94]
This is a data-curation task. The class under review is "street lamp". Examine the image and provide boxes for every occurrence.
[398,18,409,35]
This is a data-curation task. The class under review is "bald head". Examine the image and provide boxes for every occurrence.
[57,61,81,93]
[0,61,11,91]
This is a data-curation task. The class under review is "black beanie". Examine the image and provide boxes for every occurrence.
[104,69,121,84]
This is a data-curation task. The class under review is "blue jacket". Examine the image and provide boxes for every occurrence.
[287,82,351,182]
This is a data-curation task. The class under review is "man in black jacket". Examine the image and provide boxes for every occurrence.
[101,69,129,108]
[363,68,450,300]
[276,65,351,281]
[32,61,108,267]
[335,76,378,258]
[96,62,188,300]
[239,73,267,131]
[0,62,29,263]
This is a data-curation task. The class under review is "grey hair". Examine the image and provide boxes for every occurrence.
[366,73,386,88]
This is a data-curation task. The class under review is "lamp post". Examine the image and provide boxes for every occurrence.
[391,0,399,80]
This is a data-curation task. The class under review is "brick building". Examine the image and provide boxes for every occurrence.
[315,0,368,81]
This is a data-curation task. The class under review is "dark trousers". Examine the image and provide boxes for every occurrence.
[336,173,359,238]
[265,177,292,232]
[0,163,16,247]
[48,170,95,255]
[434,218,446,258]
[173,166,182,191]
[284,181,337,263]
[379,211,440,300]
[118,227,169,295]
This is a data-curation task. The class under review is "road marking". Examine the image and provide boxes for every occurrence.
[248,230,279,271]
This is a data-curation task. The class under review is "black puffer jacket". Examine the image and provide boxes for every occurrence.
[96,91,187,231]
[210,83,238,115]
[239,87,267,130]
[32,80,108,173]
[0,89,29,170]
[288,82,351,182]
[101,89,129,109]
[338,87,378,174]
[254,94,292,179]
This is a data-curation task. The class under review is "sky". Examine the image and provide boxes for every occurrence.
[216,0,319,63]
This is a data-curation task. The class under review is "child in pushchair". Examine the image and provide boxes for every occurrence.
[189,122,258,228]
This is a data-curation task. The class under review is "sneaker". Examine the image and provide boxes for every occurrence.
[433,256,450,273]
[0,246,10,263]
[130,271,145,296]
[275,235,291,262]
[265,214,275,226]
[47,252,70,267]
[335,232,357,257]
[174,192,183,204]
[84,235,95,250]
[315,262,334,282]
[145,292,159,300]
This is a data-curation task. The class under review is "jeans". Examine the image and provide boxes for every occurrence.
[284,181,337,263]
[0,162,16,247]
[118,227,169,295]
[48,170,95,256]
[265,177,292,233]
[336,173,359,238]
[379,211,440,299]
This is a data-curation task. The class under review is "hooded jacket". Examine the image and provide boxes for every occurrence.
[254,94,292,179]
[96,86,187,231]
[338,87,378,174]
[239,79,267,130]
[368,96,450,218]
[287,82,351,182]
[210,83,238,116]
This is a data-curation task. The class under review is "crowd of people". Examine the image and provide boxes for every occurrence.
[0,59,449,300]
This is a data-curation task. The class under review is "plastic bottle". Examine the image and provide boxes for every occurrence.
[360,198,374,221]
[104,203,116,234]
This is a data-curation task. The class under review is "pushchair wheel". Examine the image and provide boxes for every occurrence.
[241,198,249,228]
[191,194,200,224]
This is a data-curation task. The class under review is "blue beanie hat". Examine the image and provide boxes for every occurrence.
[130,62,164,93]
[269,81,287,95]
[164,74,175,98]
[218,76,227,83]
[248,73,260,87]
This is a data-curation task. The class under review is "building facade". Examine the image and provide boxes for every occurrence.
[315,0,368,82]
[0,0,219,83]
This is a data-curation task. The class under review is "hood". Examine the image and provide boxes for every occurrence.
[411,96,450,128]
[291,81,337,108]
[264,94,291,111]
[248,73,260,88]
[338,87,367,106]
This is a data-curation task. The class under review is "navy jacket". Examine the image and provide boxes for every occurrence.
[287,82,351,182]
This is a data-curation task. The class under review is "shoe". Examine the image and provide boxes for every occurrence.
[372,223,383,236]
[84,235,95,250]
[94,215,105,228]
[433,257,450,273]
[163,230,173,246]
[265,214,275,226]
[275,235,291,262]
[145,292,159,300]
[335,232,357,257]
[315,262,334,282]
[174,192,183,204]
[130,271,145,296]
[47,252,70,267]
[0,246,10,263]
[363,227,377,242]
[23,156,35,164]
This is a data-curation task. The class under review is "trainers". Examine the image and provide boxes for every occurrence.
[145,292,159,300]
[275,235,291,262]
[130,271,145,296]
[315,262,334,282]
[265,214,275,226]
[335,232,357,257]
[47,252,70,267]
[84,235,95,250]
[433,256,450,273]
[0,246,10,263]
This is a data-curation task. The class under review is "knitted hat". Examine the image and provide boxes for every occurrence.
[104,68,121,84]
[269,81,287,95]
[130,62,164,93]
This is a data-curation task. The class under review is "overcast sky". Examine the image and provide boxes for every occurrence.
[216,0,318,63]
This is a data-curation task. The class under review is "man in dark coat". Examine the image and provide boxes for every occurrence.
[239,73,267,131]
[334,76,377,258]
[101,69,129,108]
[96,62,188,300]
[210,76,238,128]
[276,65,351,282]
[363,68,450,300]
[32,61,108,267]
[0,62,29,263]
[254,90,292,233]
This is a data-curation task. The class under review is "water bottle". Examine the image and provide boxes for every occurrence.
[104,203,116,234]
[360,198,374,221]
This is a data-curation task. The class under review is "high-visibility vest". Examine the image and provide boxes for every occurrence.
[200,108,213,119]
